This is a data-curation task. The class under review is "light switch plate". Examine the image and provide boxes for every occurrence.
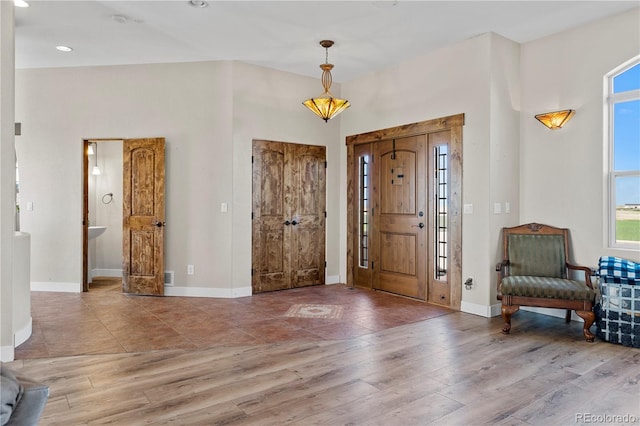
[494,203,501,214]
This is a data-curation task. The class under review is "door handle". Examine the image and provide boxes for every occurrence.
[152,221,166,228]
[284,220,291,226]
[291,220,299,226]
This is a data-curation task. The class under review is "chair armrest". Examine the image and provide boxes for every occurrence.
[567,263,593,289]
[496,260,508,298]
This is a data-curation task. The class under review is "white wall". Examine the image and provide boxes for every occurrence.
[340,33,507,313]
[15,60,342,297]
[16,61,235,292]
[0,1,16,361]
[230,62,342,294]
[520,8,640,265]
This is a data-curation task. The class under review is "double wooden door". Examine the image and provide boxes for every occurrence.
[252,140,326,293]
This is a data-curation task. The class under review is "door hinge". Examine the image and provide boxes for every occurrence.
[371,261,374,270]
[324,211,327,218]
[324,261,327,268]
[251,211,254,220]
[324,161,327,168]
[251,269,254,276]
[251,155,254,164]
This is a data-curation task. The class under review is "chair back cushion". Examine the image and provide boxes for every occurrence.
[508,234,566,278]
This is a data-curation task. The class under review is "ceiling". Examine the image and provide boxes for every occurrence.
[14,1,639,82]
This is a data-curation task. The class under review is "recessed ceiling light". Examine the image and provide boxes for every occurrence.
[189,1,208,8]
[56,45,73,52]
[14,0,29,7]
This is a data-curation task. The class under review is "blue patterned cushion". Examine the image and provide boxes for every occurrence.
[598,256,639,285]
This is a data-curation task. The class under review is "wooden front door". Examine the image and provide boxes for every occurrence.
[346,114,464,309]
[252,140,326,293]
[122,138,166,295]
[372,135,427,300]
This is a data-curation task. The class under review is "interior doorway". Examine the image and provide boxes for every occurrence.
[82,138,166,295]
[83,139,124,292]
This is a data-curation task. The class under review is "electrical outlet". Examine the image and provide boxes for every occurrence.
[187,264,195,275]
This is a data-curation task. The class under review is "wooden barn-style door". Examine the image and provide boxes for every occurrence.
[252,140,326,293]
[346,114,463,309]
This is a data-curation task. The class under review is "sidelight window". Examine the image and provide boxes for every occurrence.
[359,154,370,267]
[434,145,448,279]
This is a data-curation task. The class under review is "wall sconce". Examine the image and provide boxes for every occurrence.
[535,109,575,130]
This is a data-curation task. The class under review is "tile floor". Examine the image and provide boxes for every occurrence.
[16,278,454,359]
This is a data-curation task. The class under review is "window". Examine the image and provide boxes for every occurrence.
[607,59,640,249]
[434,145,448,280]
[358,154,370,268]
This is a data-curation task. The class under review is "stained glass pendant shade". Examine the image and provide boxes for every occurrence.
[303,40,350,122]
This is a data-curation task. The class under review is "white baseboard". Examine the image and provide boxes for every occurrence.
[14,317,32,347]
[92,269,122,278]
[0,345,14,362]
[164,285,252,298]
[460,301,502,317]
[325,275,341,285]
[31,281,81,292]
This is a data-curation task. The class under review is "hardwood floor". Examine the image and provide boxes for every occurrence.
[6,283,640,425]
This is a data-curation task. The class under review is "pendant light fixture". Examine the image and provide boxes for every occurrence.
[92,143,101,175]
[303,40,350,122]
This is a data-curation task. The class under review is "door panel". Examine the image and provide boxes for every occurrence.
[372,135,427,300]
[123,138,165,296]
[290,145,326,288]
[252,142,288,293]
[252,141,325,293]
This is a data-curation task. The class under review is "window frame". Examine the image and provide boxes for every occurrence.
[606,57,640,250]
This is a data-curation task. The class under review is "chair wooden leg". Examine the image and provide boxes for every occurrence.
[501,304,519,334]
[575,310,595,342]
[565,309,571,323]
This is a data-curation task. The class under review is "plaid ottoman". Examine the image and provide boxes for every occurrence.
[595,256,640,348]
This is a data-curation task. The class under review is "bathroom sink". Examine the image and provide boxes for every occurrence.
[88,226,107,239]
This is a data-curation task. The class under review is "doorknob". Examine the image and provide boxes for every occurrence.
[291,220,299,226]
[152,221,165,228]
[418,222,425,228]
[284,220,291,226]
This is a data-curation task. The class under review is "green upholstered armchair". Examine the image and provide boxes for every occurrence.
[496,223,596,342]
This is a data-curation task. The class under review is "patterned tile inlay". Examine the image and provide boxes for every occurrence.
[284,304,344,319]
